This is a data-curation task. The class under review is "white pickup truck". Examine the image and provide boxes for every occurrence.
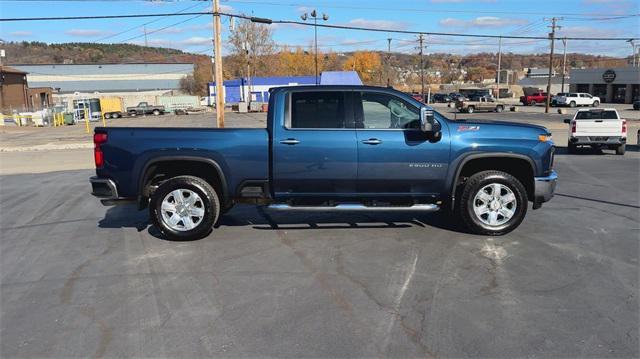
[564,108,627,155]
[555,93,600,108]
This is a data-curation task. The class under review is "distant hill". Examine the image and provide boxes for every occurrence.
[3,41,209,64]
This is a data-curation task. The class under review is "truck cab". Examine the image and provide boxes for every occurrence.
[90,85,557,241]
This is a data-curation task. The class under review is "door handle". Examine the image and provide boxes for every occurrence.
[362,138,382,145]
[280,138,300,145]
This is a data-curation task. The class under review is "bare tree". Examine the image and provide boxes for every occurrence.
[227,18,277,78]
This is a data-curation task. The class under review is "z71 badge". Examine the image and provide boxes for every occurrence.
[458,125,480,132]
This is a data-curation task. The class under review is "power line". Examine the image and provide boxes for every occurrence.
[95,2,205,42]
[2,11,638,41]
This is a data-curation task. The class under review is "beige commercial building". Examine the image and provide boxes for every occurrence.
[569,67,639,104]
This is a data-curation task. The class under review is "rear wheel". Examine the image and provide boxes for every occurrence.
[459,171,528,236]
[104,113,112,119]
[153,109,161,116]
[150,175,220,241]
[530,100,537,106]
[495,105,504,113]
[616,144,626,155]
[129,111,137,117]
[112,112,120,119]
[467,106,475,114]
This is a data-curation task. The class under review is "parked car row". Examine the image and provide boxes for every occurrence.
[520,91,601,108]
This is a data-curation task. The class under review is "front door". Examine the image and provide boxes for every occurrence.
[272,90,358,198]
[354,90,450,197]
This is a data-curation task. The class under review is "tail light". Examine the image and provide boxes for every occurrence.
[622,119,627,138]
[94,132,108,168]
[571,121,576,134]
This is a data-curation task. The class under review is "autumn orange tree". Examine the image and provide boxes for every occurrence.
[342,51,382,84]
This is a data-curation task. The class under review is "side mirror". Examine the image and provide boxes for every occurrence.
[563,118,571,124]
[420,107,435,132]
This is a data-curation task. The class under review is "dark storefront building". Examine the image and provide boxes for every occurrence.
[570,67,639,104]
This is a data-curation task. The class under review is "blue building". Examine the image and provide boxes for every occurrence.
[209,71,362,104]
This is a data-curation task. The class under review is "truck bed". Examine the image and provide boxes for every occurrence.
[96,127,269,198]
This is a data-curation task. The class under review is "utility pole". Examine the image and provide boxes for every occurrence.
[143,26,148,47]
[386,38,392,87]
[418,34,425,99]
[544,17,562,113]
[213,0,224,127]
[561,38,568,93]
[496,36,502,100]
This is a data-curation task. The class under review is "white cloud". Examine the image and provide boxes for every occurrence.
[65,29,114,37]
[439,16,527,28]
[181,36,212,46]
[346,18,409,30]
[9,31,33,37]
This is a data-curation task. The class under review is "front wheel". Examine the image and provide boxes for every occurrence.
[616,144,626,155]
[495,105,504,113]
[150,175,220,241]
[530,100,537,106]
[153,109,161,116]
[459,171,528,236]
[569,101,576,108]
[467,106,475,114]
[592,100,600,107]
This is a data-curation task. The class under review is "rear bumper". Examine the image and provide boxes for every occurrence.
[90,176,135,206]
[570,136,626,145]
[533,170,558,209]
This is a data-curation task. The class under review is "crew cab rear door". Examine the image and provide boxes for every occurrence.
[354,90,450,196]
[272,90,358,198]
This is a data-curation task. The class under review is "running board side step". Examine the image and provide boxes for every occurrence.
[267,203,440,212]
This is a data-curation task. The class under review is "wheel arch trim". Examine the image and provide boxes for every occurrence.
[448,152,537,207]
[138,156,229,207]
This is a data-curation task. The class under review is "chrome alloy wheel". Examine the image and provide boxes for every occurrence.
[473,183,517,227]
[160,189,205,231]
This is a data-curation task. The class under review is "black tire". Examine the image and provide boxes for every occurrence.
[150,175,220,241]
[616,144,626,155]
[569,101,576,108]
[129,111,137,117]
[467,106,475,114]
[112,112,120,119]
[459,170,528,236]
[568,143,578,154]
[104,113,112,119]
[593,100,600,107]
[153,109,161,116]
[530,100,537,106]
[495,105,504,113]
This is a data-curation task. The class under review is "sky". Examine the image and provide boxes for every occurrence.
[0,0,638,57]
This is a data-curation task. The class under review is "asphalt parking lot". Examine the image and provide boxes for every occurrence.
[1,107,639,357]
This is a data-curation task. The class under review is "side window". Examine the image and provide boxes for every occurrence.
[289,91,346,129]
[358,92,420,129]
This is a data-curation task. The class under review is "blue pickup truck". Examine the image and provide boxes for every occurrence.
[90,85,557,240]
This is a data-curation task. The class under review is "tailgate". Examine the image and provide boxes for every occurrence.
[574,119,622,137]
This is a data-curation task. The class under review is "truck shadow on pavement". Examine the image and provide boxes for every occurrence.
[554,144,639,155]
[98,203,468,241]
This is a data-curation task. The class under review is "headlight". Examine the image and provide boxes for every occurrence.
[538,134,553,142]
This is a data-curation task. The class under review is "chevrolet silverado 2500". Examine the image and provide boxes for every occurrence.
[90,85,557,240]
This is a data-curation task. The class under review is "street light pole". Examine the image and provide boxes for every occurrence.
[301,10,328,85]
[561,38,568,93]
[627,39,637,67]
[496,36,502,100]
